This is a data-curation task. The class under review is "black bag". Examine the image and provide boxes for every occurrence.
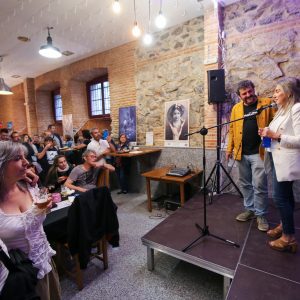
[0,246,40,300]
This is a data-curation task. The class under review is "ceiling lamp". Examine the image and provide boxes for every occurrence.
[112,0,121,14]
[0,57,13,96]
[143,33,153,45]
[143,0,153,45]
[39,27,62,59]
[155,0,167,29]
[132,0,141,38]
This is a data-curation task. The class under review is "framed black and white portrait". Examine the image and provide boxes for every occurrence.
[164,99,189,147]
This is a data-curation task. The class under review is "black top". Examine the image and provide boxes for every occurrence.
[38,147,59,174]
[23,142,35,163]
[242,102,261,155]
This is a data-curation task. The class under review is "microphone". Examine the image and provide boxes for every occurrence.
[244,102,277,118]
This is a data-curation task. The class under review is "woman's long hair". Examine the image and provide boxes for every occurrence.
[275,77,300,115]
[45,154,66,186]
[0,141,28,199]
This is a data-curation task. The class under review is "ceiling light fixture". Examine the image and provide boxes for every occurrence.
[143,0,153,45]
[155,0,167,29]
[132,0,141,38]
[112,0,121,14]
[0,56,13,96]
[39,27,62,59]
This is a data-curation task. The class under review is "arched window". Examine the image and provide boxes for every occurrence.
[53,89,63,121]
[87,75,110,118]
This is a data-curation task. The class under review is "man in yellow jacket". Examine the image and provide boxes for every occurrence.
[226,80,274,231]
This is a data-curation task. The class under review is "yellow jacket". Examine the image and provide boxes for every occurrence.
[226,97,275,161]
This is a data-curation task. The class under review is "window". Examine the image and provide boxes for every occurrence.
[53,90,63,121]
[87,76,111,117]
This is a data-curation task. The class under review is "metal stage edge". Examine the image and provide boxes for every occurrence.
[141,238,233,298]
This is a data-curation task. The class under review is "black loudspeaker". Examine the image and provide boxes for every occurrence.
[207,69,225,104]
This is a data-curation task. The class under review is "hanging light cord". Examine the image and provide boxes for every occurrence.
[148,0,151,32]
[133,0,137,22]
[159,0,162,14]
[0,57,4,77]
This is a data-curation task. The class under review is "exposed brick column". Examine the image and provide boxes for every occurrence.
[23,78,38,135]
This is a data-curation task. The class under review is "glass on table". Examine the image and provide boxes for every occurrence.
[61,186,69,198]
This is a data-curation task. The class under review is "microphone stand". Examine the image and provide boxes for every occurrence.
[206,103,242,204]
[182,126,240,252]
[182,106,271,252]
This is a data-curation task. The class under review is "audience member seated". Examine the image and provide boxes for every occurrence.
[32,134,43,152]
[22,134,43,175]
[115,133,130,194]
[48,124,63,148]
[72,129,92,165]
[64,134,74,148]
[64,149,115,193]
[87,128,111,163]
[0,128,10,141]
[37,136,60,182]
[45,155,73,191]
[73,129,91,151]
[10,131,21,143]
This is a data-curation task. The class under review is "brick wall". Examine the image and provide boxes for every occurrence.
[1,13,222,148]
[0,83,27,134]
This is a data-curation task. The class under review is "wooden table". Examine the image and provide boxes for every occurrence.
[141,166,202,212]
[109,148,161,157]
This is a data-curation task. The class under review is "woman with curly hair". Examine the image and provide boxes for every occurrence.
[165,103,188,140]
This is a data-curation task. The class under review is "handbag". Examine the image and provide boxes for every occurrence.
[0,246,40,300]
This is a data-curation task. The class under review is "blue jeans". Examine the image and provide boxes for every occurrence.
[238,154,268,216]
[269,153,295,234]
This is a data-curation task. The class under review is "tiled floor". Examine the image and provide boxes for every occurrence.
[60,191,223,300]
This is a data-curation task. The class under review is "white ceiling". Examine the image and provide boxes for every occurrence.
[0,0,237,88]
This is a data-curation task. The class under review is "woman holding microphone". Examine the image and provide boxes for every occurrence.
[259,77,300,253]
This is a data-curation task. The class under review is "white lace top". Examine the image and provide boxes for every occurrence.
[0,185,56,279]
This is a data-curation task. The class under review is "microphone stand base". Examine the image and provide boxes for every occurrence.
[182,223,240,252]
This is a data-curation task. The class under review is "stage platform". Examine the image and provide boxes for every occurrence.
[141,193,300,299]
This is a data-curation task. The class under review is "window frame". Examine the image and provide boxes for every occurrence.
[52,89,63,123]
[86,75,111,119]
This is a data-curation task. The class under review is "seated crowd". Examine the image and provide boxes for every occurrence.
[0,124,130,193]
[0,124,125,298]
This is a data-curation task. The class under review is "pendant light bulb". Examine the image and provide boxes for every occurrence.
[143,33,153,45]
[112,0,121,14]
[39,27,62,59]
[155,11,166,29]
[132,21,141,38]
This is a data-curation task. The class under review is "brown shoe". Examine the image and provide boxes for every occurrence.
[267,224,283,239]
[269,237,297,253]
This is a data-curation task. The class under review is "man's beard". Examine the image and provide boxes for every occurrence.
[244,95,257,104]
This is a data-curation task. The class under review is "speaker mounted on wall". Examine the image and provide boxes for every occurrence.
[207,69,225,104]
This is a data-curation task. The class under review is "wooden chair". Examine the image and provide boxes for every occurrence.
[56,169,110,290]
[56,238,108,290]
[97,168,110,188]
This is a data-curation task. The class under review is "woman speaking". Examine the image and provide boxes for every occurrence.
[259,77,300,253]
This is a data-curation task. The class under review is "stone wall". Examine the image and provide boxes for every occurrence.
[135,17,205,147]
[220,0,300,197]
[224,0,300,96]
